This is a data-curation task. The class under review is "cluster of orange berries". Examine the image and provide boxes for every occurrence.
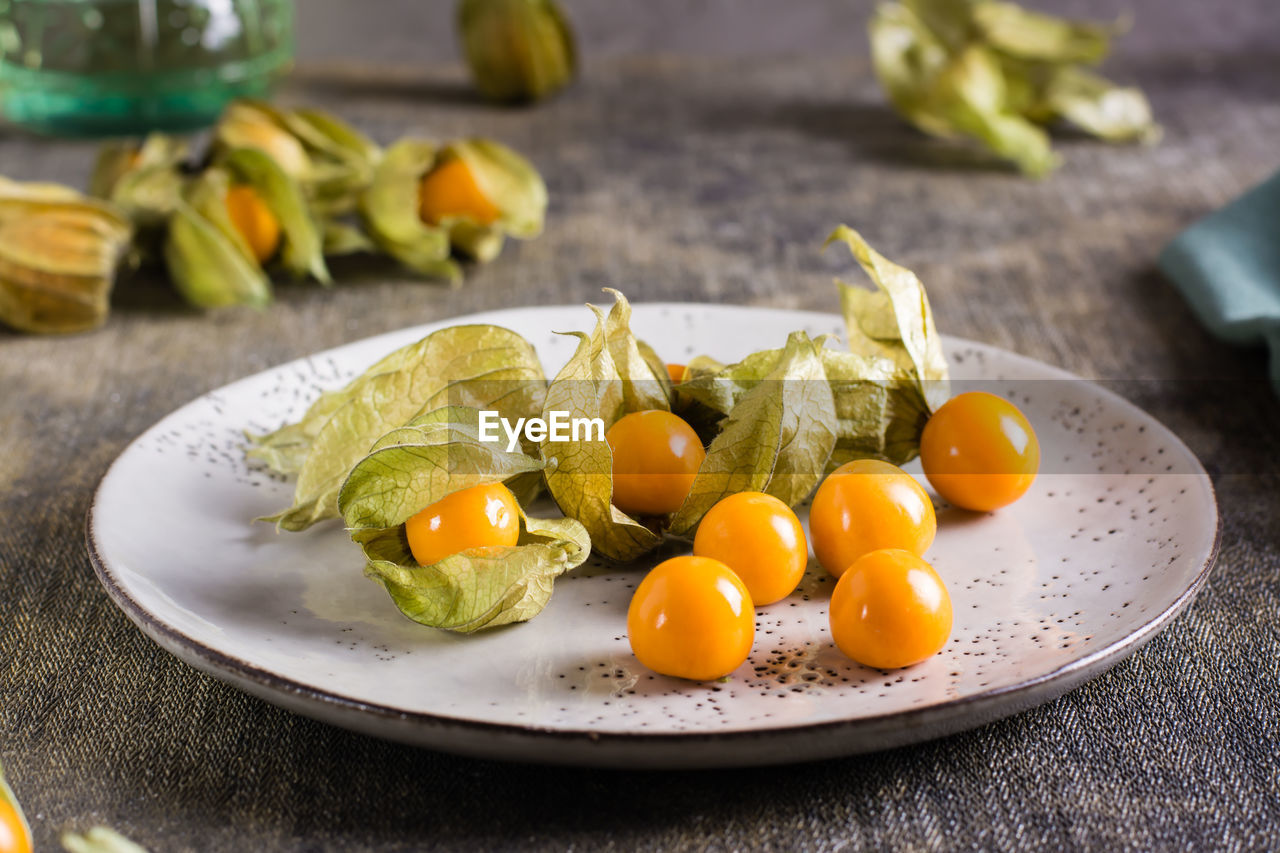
[397,373,1039,682]
[616,384,1041,680]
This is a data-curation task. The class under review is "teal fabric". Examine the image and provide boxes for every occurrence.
[1159,169,1280,395]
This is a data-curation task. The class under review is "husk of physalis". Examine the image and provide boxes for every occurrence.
[336,404,588,633]
[358,137,547,280]
[0,178,132,334]
[458,0,577,103]
[89,134,190,229]
[214,99,382,216]
[164,171,272,309]
[162,147,330,309]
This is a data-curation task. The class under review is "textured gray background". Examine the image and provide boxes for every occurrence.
[3,1,1280,850]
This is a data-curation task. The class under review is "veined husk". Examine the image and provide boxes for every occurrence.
[320,218,377,256]
[538,289,672,561]
[869,0,1159,176]
[89,134,190,229]
[164,171,272,309]
[825,224,949,468]
[677,226,949,510]
[218,147,330,283]
[163,147,329,308]
[345,413,590,635]
[215,99,382,216]
[247,230,947,571]
[542,282,945,553]
[537,289,840,553]
[359,138,547,280]
[0,178,132,334]
[458,0,577,103]
[248,323,548,530]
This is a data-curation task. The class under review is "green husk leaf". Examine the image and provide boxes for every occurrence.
[870,1,957,138]
[215,100,313,177]
[164,172,272,309]
[1,759,32,852]
[680,337,927,470]
[0,183,133,333]
[458,0,577,103]
[255,324,546,530]
[216,100,382,217]
[321,218,377,255]
[0,176,82,202]
[222,147,330,283]
[339,405,544,530]
[107,164,187,231]
[821,348,933,468]
[280,106,382,215]
[247,326,499,476]
[659,346,721,444]
[61,826,150,853]
[930,45,1058,176]
[870,0,1151,176]
[874,3,1058,176]
[355,507,590,633]
[447,219,506,263]
[683,354,727,382]
[282,107,382,173]
[825,224,949,410]
[359,139,459,281]
[668,331,836,536]
[603,290,669,413]
[539,290,667,561]
[88,134,187,195]
[359,138,547,273]
[1040,65,1160,143]
[447,139,548,240]
[677,346,788,416]
[636,337,676,402]
[902,0,976,52]
[972,0,1117,65]
[89,134,189,228]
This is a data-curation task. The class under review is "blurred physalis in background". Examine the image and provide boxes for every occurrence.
[869,0,1159,176]
[458,0,576,103]
[0,176,132,333]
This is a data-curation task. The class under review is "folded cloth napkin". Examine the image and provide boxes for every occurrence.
[1159,169,1280,395]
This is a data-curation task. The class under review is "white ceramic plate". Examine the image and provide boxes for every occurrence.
[87,304,1219,768]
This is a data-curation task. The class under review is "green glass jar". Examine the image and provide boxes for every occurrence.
[0,0,293,137]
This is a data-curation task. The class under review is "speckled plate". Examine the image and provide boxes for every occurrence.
[87,304,1219,768]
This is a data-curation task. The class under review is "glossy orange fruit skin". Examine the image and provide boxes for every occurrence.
[224,184,282,264]
[920,391,1040,512]
[829,548,953,669]
[809,459,936,578]
[0,798,31,853]
[417,157,501,226]
[627,556,754,680]
[666,363,687,384]
[404,482,520,566]
[606,410,706,516]
[693,492,807,605]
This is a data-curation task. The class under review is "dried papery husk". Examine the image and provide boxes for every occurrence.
[360,137,546,277]
[458,0,577,103]
[0,186,132,334]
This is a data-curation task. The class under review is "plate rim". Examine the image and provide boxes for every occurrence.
[84,302,1222,766]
